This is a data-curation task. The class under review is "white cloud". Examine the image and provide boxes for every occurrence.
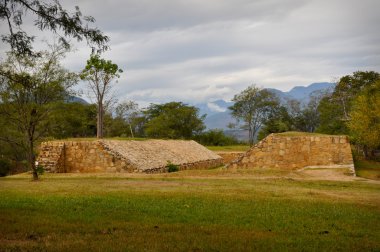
[1,0,379,106]
[207,102,227,113]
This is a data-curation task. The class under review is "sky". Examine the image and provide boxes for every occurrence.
[1,0,379,107]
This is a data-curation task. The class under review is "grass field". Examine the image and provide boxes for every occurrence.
[1,169,379,251]
[206,145,250,152]
[354,159,380,180]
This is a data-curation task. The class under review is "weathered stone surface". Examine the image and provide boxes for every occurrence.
[37,140,223,173]
[215,152,244,164]
[228,133,355,174]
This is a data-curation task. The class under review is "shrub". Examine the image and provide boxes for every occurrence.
[36,165,45,175]
[166,161,179,173]
[195,129,239,146]
[0,159,11,177]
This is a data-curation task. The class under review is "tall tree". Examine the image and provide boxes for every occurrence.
[0,0,109,55]
[257,106,292,141]
[333,71,380,120]
[144,102,205,139]
[317,71,380,134]
[229,85,279,146]
[115,100,140,138]
[80,54,122,138]
[48,102,97,138]
[347,80,380,159]
[0,45,77,180]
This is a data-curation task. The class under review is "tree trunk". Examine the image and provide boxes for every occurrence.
[97,103,104,138]
[28,139,38,180]
[363,145,369,159]
[129,124,134,138]
[248,126,253,146]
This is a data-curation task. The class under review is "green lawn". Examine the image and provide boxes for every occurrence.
[1,171,379,251]
[355,159,380,180]
[206,145,250,152]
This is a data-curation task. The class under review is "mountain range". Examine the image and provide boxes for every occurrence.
[196,82,335,130]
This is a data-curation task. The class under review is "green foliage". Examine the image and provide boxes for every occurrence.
[166,161,179,173]
[48,102,97,138]
[0,159,11,177]
[36,165,44,175]
[316,96,349,134]
[113,101,140,138]
[1,0,109,56]
[258,106,292,141]
[80,54,123,139]
[347,80,380,158]
[195,129,239,146]
[317,71,380,135]
[144,102,205,139]
[0,45,76,180]
[81,54,123,80]
[229,85,279,145]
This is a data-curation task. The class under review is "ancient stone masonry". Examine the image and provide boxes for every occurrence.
[37,142,65,172]
[37,140,223,173]
[215,151,244,165]
[229,133,355,175]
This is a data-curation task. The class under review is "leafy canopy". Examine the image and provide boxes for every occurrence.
[229,85,279,145]
[0,45,77,179]
[0,0,109,55]
[144,102,205,139]
[347,80,380,156]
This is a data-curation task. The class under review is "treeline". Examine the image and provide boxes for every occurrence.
[229,71,380,159]
[0,46,378,176]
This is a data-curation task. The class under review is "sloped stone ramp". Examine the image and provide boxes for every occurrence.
[228,132,355,175]
[37,140,223,173]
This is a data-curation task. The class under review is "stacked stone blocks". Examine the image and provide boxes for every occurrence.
[37,140,223,173]
[229,133,354,174]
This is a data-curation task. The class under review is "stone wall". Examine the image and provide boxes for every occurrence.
[215,151,244,165]
[64,141,131,173]
[37,140,223,173]
[37,142,65,172]
[229,133,354,173]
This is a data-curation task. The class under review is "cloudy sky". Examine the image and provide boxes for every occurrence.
[1,0,380,106]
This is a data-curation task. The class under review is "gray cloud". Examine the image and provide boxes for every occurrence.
[1,0,380,106]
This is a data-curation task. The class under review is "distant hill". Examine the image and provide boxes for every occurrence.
[267,82,335,104]
[197,82,335,132]
[66,96,89,104]
[196,99,233,117]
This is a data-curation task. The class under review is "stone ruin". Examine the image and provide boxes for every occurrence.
[228,133,355,175]
[37,140,223,173]
[37,133,355,175]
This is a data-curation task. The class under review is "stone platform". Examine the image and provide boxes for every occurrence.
[37,140,223,173]
[228,133,355,175]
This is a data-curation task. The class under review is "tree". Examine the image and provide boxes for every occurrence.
[115,100,140,138]
[317,71,380,134]
[0,0,109,56]
[257,106,292,141]
[333,71,380,120]
[0,45,77,180]
[347,80,380,159]
[48,102,97,138]
[229,85,279,146]
[194,129,239,146]
[144,102,205,139]
[80,54,122,138]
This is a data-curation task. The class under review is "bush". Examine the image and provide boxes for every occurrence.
[36,165,45,175]
[195,129,239,146]
[0,159,11,177]
[166,161,179,173]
